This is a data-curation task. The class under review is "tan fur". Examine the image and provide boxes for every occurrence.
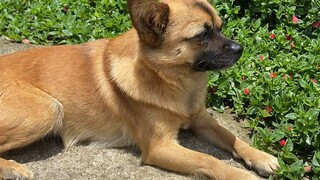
[0,0,279,179]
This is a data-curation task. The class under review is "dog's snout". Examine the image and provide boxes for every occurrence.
[224,43,243,54]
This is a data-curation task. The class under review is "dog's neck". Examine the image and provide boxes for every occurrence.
[105,29,209,117]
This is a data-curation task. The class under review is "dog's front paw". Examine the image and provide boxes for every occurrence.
[0,160,34,180]
[236,146,279,177]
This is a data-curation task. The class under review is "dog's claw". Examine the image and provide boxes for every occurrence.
[241,147,279,177]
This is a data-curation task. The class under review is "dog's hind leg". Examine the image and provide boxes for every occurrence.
[0,83,63,180]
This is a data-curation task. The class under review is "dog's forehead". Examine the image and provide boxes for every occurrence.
[163,0,222,27]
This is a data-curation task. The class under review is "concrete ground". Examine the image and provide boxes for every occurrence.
[0,38,263,180]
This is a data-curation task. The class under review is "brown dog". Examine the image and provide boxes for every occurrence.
[0,0,279,179]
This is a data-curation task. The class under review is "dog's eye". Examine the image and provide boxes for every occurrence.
[194,25,213,40]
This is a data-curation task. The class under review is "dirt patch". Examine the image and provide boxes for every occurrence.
[0,38,36,55]
[0,38,262,180]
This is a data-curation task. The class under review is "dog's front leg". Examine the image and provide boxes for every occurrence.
[135,119,258,180]
[141,138,258,180]
[191,109,279,177]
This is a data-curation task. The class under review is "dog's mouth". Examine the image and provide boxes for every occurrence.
[192,33,243,72]
[193,51,242,71]
[193,36,243,71]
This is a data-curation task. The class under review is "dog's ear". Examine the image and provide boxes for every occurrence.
[127,0,170,48]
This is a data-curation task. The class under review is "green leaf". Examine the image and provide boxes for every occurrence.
[289,160,303,171]
[286,139,294,152]
[285,113,298,120]
[274,95,281,109]
[217,77,230,89]
[227,89,236,96]
[240,80,256,89]
[283,152,298,163]
[256,127,269,140]
[247,106,257,115]
[306,135,312,145]
[312,152,320,167]
[288,160,304,176]
[62,29,73,36]
[278,157,287,170]
[306,108,319,121]
[269,131,284,142]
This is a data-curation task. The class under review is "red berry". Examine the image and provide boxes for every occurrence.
[269,73,277,78]
[290,42,295,48]
[241,76,246,81]
[243,88,250,95]
[270,34,276,39]
[286,35,292,41]
[311,79,317,84]
[279,139,286,147]
[260,55,265,61]
[267,106,272,113]
[289,74,294,80]
[312,21,319,29]
[282,74,287,80]
[292,15,298,23]
[208,87,216,94]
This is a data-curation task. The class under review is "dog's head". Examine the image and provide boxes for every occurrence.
[128,0,243,71]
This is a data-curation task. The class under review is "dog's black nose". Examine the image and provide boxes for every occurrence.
[224,43,243,54]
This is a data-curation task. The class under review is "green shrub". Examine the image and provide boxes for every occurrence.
[0,0,319,179]
[209,0,320,179]
[0,0,131,44]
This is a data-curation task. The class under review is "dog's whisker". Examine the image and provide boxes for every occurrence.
[201,61,211,71]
